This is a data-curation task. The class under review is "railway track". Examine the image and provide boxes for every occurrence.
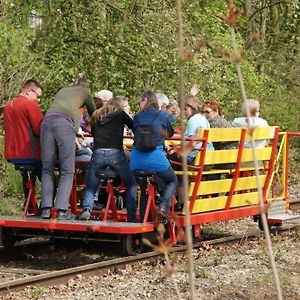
[0,224,298,295]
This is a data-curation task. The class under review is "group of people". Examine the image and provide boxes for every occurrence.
[3,78,269,223]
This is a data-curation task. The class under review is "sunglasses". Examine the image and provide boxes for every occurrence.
[203,109,212,114]
[31,89,42,99]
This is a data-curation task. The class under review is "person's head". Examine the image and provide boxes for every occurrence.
[183,95,201,119]
[155,92,169,111]
[167,100,180,117]
[20,79,43,103]
[94,89,113,105]
[139,90,159,111]
[241,98,260,117]
[93,96,104,109]
[91,96,124,125]
[73,77,89,88]
[202,100,222,121]
[117,96,131,114]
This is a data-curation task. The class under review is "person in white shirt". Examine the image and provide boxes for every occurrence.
[232,98,269,148]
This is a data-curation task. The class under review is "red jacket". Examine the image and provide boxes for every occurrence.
[4,95,43,161]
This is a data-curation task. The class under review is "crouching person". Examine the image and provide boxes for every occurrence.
[79,97,137,222]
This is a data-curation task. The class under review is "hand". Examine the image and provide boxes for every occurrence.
[190,84,200,96]
[77,127,85,138]
[75,138,82,150]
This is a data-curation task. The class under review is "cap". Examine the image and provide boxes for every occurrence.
[94,90,113,101]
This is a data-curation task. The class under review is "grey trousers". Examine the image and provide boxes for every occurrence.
[40,116,76,210]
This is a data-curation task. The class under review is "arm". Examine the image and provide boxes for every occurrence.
[84,90,96,117]
[27,101,43,136]
[123,111,133,130]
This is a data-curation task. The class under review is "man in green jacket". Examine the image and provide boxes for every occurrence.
[40,77,96,220]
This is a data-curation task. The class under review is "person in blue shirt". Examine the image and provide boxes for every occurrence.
[130,90,178,222]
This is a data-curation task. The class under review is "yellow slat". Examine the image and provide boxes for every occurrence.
[201,127,244,142]
[204,147,272,164]
[188,175,267,196]
[245,126,277,140]
[182,192,260,214]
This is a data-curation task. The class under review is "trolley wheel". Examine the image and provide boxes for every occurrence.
[0,227,16,248]
[257,215,280,234]
[122,234,142,256]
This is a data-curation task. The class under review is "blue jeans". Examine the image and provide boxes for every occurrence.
[135,167,178,221]
[40,116,76,210]
[82,149,137,222]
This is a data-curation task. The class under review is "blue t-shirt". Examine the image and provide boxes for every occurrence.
[184,113,214,160]
[130,109,173,172]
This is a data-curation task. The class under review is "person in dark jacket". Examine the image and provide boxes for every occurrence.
[79,97,137,222]
[3,79,43,205]
[40,77,96,220]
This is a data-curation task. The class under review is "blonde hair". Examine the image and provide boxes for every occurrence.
[91,97,124,125]
[241,99,260,117]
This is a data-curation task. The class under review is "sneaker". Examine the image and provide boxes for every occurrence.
[79,210,91,220]
[57,210,71,220]
[40,208,51,219]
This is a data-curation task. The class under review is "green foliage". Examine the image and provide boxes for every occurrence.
[195,265,210,278]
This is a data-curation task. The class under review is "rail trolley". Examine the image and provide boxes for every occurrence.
[0,127,299,255]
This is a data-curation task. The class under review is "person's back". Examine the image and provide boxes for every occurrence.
[130,90,177,222]
[48,85,95,131]
[232,99,269,148]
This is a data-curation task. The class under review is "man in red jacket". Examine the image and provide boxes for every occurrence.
[3,79,44,206]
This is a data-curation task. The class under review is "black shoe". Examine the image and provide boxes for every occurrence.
[174,202,184,212]
[57,210,72,220]
[93,202,103,211]
[40,208,51,219]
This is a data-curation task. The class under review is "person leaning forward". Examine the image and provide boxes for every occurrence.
[3,79,43,208]
[40,77,96,220]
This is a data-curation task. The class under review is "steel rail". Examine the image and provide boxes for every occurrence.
[0,224,297,292]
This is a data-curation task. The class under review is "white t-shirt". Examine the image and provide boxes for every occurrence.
[232,117,269,148]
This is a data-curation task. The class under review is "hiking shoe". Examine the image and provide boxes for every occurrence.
[40,208,51,219]
[57,210,72,220]
[157,208,170,225]
[79,210,91,220]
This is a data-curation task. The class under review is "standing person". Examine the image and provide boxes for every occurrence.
[40,77,96,220]
[3,79,43,206]
[79,97,137,222]
[130,90,178,222]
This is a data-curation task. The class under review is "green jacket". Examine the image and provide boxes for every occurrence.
[48,86,95,131]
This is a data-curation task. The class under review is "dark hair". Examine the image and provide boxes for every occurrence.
[21,79,43,92]
[93,96,104,109]
[139,90,159,111]
[73,77,89,88]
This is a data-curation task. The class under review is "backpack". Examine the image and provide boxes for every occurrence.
[134,112,160,152]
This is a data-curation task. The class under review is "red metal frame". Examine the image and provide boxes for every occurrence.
[23,173,39,216]
[224,128,246,209]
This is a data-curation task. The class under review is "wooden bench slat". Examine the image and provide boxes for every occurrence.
[182,191,260,214]
[188,175,267,196]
